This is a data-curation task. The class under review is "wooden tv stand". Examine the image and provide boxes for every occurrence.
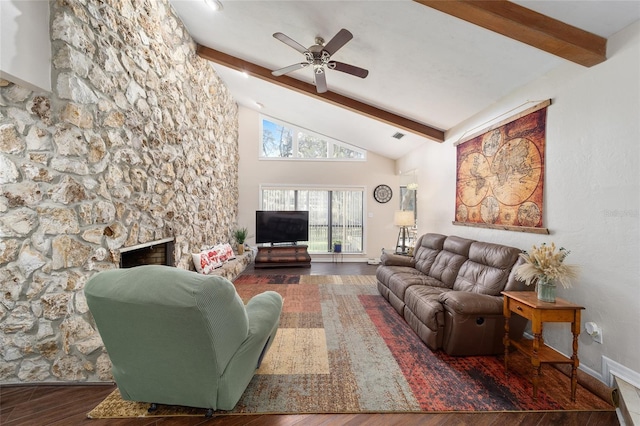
[254,245,311,268]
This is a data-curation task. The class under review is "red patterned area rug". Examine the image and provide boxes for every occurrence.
[88,275,614,418]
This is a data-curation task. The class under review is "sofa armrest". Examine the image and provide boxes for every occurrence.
[439,291,503,316]
[381,251,415,267]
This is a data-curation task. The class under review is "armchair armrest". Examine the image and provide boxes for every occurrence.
[439,291,503,316]
[243,291,283,365]
[244,291,284,336]
[225,290,283,369]
[217,290,283,410]
[381,251,415,267]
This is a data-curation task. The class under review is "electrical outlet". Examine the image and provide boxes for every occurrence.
[586,322,603,344]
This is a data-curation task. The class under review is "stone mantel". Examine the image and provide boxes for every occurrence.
[119,237,175,254]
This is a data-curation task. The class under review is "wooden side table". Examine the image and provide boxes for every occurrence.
[502,291,585,402]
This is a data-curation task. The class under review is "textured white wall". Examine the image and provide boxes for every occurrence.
[399,21,640,378]
[0,0,51,91]
[237,107,401,260]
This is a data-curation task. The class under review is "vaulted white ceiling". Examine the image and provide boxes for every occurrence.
[169,0,640,159]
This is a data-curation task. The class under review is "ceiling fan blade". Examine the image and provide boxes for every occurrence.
[328,61,369,78]
[272,63,309,76]
[322,28,353,56]
[273,32,308,54]
[314,71,328,93]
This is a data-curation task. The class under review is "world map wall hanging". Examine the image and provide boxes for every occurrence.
[454,100,550,234]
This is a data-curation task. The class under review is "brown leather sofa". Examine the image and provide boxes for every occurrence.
[376,233,532,356]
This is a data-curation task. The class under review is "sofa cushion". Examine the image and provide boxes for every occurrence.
[388,272,447,300]
[469,241,520,269]
[413,233,446,275]
[427,236,473,287]
[376,264,421,285]
[453,242,521,295]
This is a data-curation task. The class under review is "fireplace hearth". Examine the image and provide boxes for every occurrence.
[119,237,175,268]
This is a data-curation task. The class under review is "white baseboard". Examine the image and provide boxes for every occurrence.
[521,332,639,389]
[603,356,640,389]
[579,361,607,384]
[311,258,370,263]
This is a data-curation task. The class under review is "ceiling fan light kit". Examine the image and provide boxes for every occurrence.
[272,29,369,94]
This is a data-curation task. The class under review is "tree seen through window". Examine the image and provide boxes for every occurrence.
[261,188,364,253]
[260,117,365,160]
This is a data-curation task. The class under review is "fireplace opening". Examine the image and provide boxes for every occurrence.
[119,237,175,268]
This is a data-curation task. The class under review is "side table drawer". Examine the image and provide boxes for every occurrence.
[509,301,534,319]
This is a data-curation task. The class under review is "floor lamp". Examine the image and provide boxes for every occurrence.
[394,210,414,254]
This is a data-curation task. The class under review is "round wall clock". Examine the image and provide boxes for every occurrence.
[373,184,393,203]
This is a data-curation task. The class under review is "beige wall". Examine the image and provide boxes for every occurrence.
[398,21,640,382]
[0,1,51,92]
[237,107,402,261]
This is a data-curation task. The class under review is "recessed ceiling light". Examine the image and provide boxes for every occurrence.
[240,71,249,78]
[255,102,264,109]
[204,0,223,12]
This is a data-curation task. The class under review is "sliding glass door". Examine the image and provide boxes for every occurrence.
[261,187,364,253]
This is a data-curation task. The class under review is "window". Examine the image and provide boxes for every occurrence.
[260,116,366,160]
[297,133,327,158]
[261,119,293,158]
[261,186,364,253]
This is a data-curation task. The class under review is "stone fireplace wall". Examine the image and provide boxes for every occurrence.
[0,0,239,382]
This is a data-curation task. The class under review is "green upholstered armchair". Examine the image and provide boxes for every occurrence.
[85,265,283,412]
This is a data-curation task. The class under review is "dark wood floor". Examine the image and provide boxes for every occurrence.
[1,262,619,426]
[243,260,380,276]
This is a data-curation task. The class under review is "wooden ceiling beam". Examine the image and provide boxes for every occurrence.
[415,0,607,67]
[197,45,445,142]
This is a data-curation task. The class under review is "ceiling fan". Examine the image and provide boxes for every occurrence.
[271,28,369,94]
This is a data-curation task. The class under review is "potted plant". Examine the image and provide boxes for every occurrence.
[333,240,342,253]
[233,227,249,255]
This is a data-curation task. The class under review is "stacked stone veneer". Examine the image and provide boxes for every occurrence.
[0,0,239,383]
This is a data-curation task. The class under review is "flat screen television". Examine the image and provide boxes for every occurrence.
[255,211,309,244]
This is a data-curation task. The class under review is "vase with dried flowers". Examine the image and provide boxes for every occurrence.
[514,242,579,302]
